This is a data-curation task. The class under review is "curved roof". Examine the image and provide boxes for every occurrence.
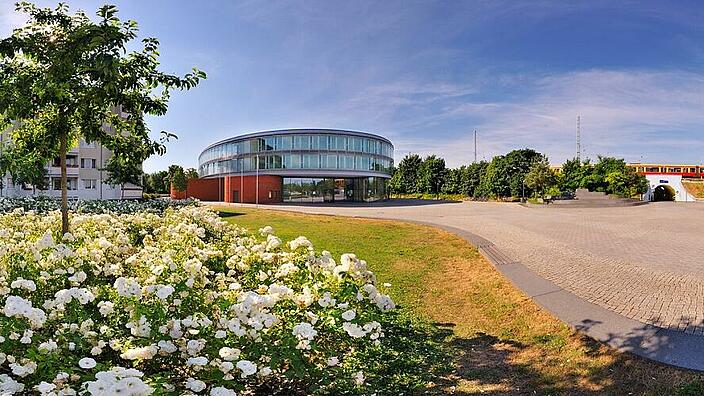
[201,128,393,153]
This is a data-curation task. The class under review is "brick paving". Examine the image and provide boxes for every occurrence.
[237,201,704,335]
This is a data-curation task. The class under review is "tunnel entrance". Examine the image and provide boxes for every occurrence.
[653,185,676,201]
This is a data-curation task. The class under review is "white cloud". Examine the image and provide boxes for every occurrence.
[460,70,704,165]
[321,69,704,167]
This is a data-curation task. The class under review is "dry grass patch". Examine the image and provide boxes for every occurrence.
[683,181,704,199]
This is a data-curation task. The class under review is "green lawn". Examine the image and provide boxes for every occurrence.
[215,206,703,395]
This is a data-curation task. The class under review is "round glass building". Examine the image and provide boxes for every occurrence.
[191,129,394,203]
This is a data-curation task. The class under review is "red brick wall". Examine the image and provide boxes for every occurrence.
[171,176,282,204]
[224,175,282,204]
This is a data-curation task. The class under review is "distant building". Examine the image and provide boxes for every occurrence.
[176,128,394,204]
[0,130,142,200]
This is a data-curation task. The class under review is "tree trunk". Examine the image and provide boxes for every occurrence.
[59,131,69,234]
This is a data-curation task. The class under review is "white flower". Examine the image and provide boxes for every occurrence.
[3,295,47,328]
[292,322,317,340]
[158,340,177,354]
[185,378,206,392]
[97,301,114,316]
[258,225,274,236]
[218,347,240,361]
[38,339,58,352]
[341,309,356,321]
[211,386,237,396]
[10,278,36,292]
[10,361,37,377]
[236,360,257,377]
[35,381,56,394]
[68,271,87,284]
[343,322,367,338]
[0,374,24,394]
[113,277,142,298]
[318,292,336,308]
[78,357,97,369]
[186,356,208,366]
[326,356,339,366]
[354,371,365,385]
[120,345,158,361]
[154,285,175,300]
[85,367,153,395]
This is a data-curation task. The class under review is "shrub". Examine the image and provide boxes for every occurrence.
[0,196,197,215]
[0,206,445,394]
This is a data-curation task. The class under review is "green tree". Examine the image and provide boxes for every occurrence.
[524,158,557,198]
[0,144,48,192]
[169,165,187,193]
[143,170,168,194]
[560,157,592,192]
[478,149,545,198]
[185,167,199,180]
[389,154,422,194]
[417,155,446,195]
[0,3,205,233]
[464,161,488,198]
[441,167,462,194]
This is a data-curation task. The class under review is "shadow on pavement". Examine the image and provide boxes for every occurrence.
[276,198,460,208]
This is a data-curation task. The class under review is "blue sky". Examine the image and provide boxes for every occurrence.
[2,1,704,171]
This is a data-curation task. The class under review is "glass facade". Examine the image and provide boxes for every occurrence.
[283,177,387,203]
[198,130,394,177]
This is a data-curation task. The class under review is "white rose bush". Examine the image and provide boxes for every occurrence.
[0,203,446,395]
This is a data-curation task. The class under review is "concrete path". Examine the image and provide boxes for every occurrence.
[213,200,704,370]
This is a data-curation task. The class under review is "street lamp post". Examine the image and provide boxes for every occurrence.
[255,154,259,208]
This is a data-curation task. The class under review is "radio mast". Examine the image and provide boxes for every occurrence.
[576,115,581,162]
[474,130,477,163]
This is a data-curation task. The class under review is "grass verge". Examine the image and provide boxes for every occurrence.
[216,206,703,395]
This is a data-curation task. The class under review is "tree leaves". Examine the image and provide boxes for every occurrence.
[0,1,205,187]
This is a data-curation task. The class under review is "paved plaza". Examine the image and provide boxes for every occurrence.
[242,200,704,335]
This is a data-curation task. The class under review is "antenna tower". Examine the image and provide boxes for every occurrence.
[474,130,477,163]
[576,115,581,162]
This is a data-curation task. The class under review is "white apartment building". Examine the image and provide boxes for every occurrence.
[0,132,143,200]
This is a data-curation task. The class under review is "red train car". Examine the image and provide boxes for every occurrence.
[628,163,704,178]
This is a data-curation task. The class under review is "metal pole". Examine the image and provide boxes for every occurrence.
[474,130,477,163]
[240,158,243,204]
[256,155,259,208]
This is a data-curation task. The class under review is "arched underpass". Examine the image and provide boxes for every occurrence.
[652,185,676,201]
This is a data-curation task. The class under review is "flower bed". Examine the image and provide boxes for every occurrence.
[0,206,444,395]
[0,196,197,214]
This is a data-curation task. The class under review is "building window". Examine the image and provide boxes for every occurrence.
[53,178,78,190]
[81,158,97,168]
[83,179,97,189]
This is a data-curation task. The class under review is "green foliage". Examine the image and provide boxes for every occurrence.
[478,149,545,198]
[143,170,169,194]
[170,166,187,192]
[185,167,199,180]
[389,154,422,194]
[416,155,446,195]
[558,156,648,198]
[0,143,48,190]
[560,157,591,192]
[441,161,488,197]
[524,157,558,198]
[675,381,704,396]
